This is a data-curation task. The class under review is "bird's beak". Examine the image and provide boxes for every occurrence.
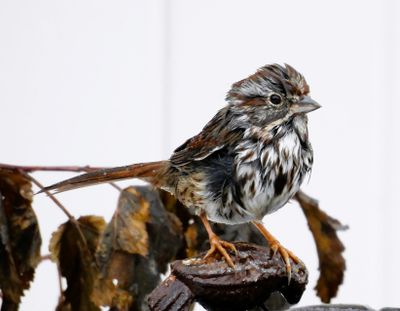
[290,96,321,114]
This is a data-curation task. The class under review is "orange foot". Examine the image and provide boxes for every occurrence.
[269,238,301,281]
[199,212,237,268]
[204,234,237,268]
[252,221,302,281]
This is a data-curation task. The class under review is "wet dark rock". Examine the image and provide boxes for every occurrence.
[147,275,194,311]
[148,242,308,311]
[292,306,400,311]
[292,305,374,311]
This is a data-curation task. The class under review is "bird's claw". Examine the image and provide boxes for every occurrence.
[204,235,237,268]
[270,240,302,283]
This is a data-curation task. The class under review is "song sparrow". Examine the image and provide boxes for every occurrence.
[42,64,320,279]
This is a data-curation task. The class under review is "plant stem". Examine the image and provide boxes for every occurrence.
[0,163,108,173]
[28,173,75,219]
[0,162,122,192]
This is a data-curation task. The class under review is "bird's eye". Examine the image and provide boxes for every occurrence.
[269,94,282,105]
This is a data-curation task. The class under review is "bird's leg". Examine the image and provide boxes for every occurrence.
[252,221,301,281]
[200,212,237,268]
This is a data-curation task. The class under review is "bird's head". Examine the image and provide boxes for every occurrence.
[226,64,320,126]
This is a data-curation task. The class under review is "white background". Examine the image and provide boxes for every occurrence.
[1,0,400,309]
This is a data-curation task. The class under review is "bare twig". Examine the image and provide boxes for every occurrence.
[109,182,123,191]
[0,163,107,173]
[0,163,122,192]
[25,172,101,269]
[27,173,75,220]
[24,172,93,246]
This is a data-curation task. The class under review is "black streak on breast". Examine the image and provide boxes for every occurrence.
[274,173,287,196]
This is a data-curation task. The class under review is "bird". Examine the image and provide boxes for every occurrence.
[41,63,320,279]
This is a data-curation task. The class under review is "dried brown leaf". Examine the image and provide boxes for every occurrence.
[109,187,150,257]
[93,186,183,311]
[49,215,106,311]
[295,191,347,303]
[92,187,152,309]
[0,169,42,310]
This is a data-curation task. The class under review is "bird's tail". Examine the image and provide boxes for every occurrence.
[39,161,169,194]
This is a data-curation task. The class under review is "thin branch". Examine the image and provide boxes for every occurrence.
[25,172,105,271]
[0,163,108,173]
[27,173,75,219]
[23,172,92,250]
[0,163,122,192]
[109,182,123,191]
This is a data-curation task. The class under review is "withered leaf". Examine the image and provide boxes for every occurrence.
[49,215,106,311]
[106,187,151,257]
[295,190,347,303]
[93,186,183,311]
[0,169,42,310]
